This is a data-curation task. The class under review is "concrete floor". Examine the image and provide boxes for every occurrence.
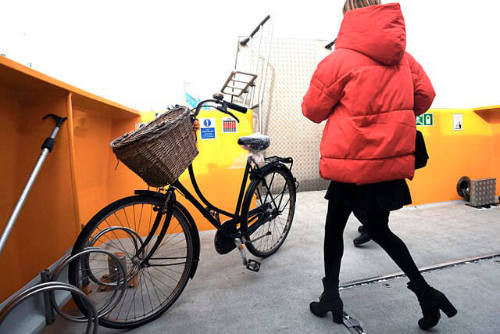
[43,191,500,334]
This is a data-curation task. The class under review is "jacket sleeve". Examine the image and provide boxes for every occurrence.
[302,55,345,123]
[407,53,436,116]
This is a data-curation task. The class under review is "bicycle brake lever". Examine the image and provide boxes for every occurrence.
[225,110,240,123]
[216,107,240,123]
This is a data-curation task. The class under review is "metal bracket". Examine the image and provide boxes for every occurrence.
[40,270,56,326]
[209,210,221,225]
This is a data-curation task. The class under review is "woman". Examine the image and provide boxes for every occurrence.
[302,0,457,330]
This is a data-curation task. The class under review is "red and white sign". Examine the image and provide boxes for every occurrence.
[222,118,237,133]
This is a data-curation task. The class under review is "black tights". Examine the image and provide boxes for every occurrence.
[323,200,424,283]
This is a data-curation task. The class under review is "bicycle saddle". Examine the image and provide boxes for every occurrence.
[238,133,270,151]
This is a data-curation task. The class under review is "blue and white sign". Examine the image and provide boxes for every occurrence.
[185,92,200,109]
[185,92,210,110]
[200,118,216,140]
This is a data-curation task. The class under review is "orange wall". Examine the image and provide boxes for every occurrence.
[0,57,141,302]
[408,108,500,204]
[71,105,143,225]
[0,87,80,302]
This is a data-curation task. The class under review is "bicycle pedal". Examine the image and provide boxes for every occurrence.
[246,259,261,272]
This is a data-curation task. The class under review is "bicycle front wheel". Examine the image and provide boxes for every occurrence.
[241,165,296,258]
[69,194,195,329]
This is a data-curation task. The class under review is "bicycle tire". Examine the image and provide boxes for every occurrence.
[241,164,296,258]
[69,194,195,329]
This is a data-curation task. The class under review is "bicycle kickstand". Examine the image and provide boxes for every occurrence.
[234,238,261,272]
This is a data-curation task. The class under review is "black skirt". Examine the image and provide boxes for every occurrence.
[325,179,412,212]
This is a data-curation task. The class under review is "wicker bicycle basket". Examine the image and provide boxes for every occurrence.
[110,106,198,187]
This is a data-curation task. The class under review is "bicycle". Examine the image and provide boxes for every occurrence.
[68,94,297,329]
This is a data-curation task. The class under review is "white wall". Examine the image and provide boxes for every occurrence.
[399,0,500,108]
[1,0,499,110]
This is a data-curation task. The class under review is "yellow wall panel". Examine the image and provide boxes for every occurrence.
[141,109,254,230]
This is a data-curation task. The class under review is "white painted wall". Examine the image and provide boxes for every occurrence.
[1,0,499,110]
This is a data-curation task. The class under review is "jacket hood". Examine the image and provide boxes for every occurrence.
[335,3,406,65]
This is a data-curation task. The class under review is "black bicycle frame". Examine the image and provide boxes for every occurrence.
[173,160,284,233]
[138,160,258,266]
[173,163,252,229]
[137,154,291,266]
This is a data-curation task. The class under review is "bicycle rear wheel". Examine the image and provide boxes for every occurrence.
[69,194,194,329]
[241,165,296,258]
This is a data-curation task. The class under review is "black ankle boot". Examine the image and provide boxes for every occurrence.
[407,280,457,330]
[310,278,343,324]
[353,231,371,247]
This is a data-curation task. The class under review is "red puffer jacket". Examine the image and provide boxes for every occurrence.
[302,3,435,185]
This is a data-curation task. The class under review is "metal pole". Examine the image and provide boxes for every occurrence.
[0,149,50,253]
[250,23,265,109]
[258,19,274,134]
[231,39,241,103]
[0,117,65,253]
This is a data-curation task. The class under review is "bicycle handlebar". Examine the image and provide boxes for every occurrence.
[226,101,248,113]
[193,98,247,123]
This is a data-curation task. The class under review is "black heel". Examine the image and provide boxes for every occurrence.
[439,296,457,318]
[310,278,344,324]
[408,281,457,330]
[332,310,343,324]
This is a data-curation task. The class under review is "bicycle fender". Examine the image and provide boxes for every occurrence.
[251,164,297,192]
[172,202,200,279]
[134,190,200,279]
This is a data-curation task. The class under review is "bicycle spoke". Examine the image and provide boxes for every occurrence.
[124,279,140,320]
[132,204,137,233]
[277,183,289,211]
[122,208,133,233]
[255,187,265,208]
[140,270,149,319]
[143,269,154,315]
[146,269,176,292]
[263,172,276,203]
[144,269,167,306]
[149,267,177,290]
[92,226,128,253]
[107,216,132,254]
[262,174,280,210]
[146,204,153,236]
[138,203,145,234]
[71,197,193,326]
[152,264,183,277]
[244,168,295,257]
[279,196,291,213]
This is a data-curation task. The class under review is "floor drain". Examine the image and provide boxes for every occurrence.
[343,312,366,334]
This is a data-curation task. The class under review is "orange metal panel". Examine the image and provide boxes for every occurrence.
[408,108,500,205]
[0,89,79,302]
[0,56,140,117]
[71,105,142,224]
[0,57,141,303]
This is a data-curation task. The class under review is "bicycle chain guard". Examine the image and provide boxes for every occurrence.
[214,220,238,255]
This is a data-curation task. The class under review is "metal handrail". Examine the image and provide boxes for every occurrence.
[239,15,271,46]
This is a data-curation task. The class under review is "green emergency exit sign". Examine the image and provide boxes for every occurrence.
[416,113,433,126]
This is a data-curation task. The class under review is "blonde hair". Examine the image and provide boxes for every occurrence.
[343,0,381,14]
